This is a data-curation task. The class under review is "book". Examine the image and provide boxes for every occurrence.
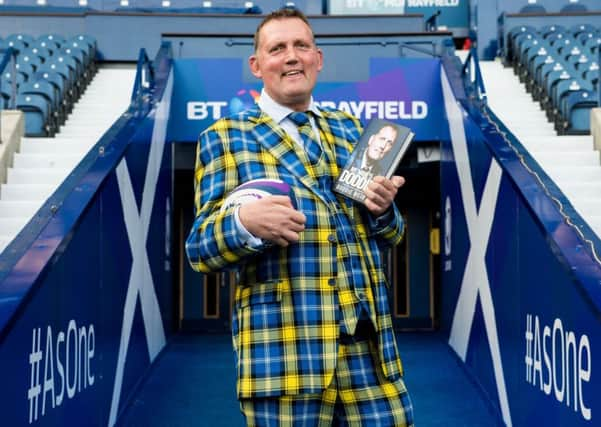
[333,118,414,204]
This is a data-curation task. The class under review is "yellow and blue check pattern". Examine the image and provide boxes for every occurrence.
[241,338,414,426]
[185,105,406,399]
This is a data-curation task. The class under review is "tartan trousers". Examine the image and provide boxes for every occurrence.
[240,337,414,427]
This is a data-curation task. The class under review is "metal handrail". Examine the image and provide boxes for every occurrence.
[461,46,488,106]
[131,48,155,115]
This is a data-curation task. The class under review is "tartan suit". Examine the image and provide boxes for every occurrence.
[185,105,406,400]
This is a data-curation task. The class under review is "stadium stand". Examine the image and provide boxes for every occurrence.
[0,30,133,251]
[505,23,600,133]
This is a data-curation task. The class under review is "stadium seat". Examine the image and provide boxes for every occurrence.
[19,79,59,133]
[15,92,50,136]
[570,24,597,37]
[2,69,24,87]
[3,38,26,54]
[31,70,68,122]
[17,54,42,73]
[518,4,546,14]
[5,33,34,48]
[14,61,34,81]
[37,34,66,48]
[564,90,598,132]
[21,46,51,63]
[540,25,568,39]
[560,2,588,13]
[36,62,74,111]
[32,38,60,55]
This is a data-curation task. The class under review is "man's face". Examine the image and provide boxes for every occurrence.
[366,126,397,161]
[249,17,323,111]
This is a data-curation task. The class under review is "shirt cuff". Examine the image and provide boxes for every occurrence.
[234,205,264,248]
[369,207,394,229]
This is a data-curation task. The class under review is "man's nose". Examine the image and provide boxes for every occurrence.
[284,47,299,63]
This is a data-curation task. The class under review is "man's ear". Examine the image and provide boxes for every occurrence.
[249,55,262,79]
[316,48,324,73]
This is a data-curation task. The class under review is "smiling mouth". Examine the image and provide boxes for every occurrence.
[283,70,303,77]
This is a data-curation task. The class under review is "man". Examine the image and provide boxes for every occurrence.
[353,124,399,177]
[186,8,413,426]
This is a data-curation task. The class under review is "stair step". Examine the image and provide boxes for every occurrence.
[0,201,40,217]
[546,166,601,182]
[0,184,56,200]
[7,168,68,185]
[532,151,600,167]
[19,140,91,155]
[13,153,82,169]
[0,217,29,235]
[559,182,601,199]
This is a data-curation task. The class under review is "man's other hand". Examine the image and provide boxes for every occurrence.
[364,175,405,217]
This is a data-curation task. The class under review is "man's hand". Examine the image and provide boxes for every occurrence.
[363,175,405,217]
[238,196,306,247]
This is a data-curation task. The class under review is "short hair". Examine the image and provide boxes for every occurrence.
[253,8,314,52]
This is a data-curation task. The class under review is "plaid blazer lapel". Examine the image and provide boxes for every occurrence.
[248,107,328,206]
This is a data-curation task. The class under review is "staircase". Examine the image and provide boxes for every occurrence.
[0,65,136,253]
[479,59,601,238]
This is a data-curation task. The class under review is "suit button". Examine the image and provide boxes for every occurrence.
[357,292,366,300]
[327,234,337,244]
[328,278,336,286]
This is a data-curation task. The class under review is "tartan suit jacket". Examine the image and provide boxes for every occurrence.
[185,105,406,399]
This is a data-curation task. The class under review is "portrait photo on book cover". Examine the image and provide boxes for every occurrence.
[348,121,401,179]
[334,118,414,204]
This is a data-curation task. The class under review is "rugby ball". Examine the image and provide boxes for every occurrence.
[220,179,296,212]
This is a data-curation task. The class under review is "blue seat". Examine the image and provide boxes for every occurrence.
[0,86,10,109]
[19,79,59,134]
[14,61,34,81]
[21,46,51,62]
[37,34,66,48]
[560,2,588,13]
[570,24,597,37]
[3,38,26,54]
[66,34,96,59]
[5,33,35,48]
[519,4,546,14]
[15,92,50,136]
[31,38,61,55]
[564,90,597,133]
[17,53,42,73]
[555,77,592,115]
[540,25,568,39]
[575,32,597,44]
[582,62,599,84]
[583,37,601,53]
[37,61,76,110]
[535,61,564,100]
[32,69,68,121]
[506,25,537,64]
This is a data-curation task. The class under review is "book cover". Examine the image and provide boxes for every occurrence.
[333,118,414,203]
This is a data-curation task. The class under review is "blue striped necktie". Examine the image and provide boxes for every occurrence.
[288,111,322,165]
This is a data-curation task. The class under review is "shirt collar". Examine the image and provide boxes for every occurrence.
[257,89,322,124]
